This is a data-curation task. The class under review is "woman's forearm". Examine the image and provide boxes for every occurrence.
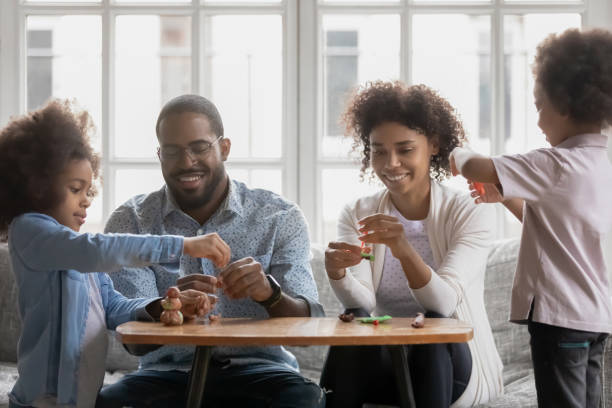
[397,244,432,289]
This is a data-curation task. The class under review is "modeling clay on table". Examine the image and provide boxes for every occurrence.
[160,286,183,326]
[359,315,392,326]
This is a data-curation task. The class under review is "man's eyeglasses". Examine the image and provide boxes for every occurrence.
[158,135,223,162]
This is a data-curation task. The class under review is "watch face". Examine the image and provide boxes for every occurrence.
[267,274,281,291]
[258,274,282,308]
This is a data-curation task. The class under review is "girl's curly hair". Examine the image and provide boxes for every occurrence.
[533,28,612,126]
[343,81,467,181]
[0,99,100,238]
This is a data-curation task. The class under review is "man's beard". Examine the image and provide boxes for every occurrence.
[169,164,227,211]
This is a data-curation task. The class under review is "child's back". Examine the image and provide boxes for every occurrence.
[450,27,612,408]
[492,134,612,332]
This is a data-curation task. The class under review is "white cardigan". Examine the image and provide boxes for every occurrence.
[329,181,504,407]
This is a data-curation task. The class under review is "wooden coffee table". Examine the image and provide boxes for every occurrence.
[117,317,473,408]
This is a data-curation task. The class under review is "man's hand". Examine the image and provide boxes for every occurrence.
[325,242,362,280]
[177,274,219,294]
[218,257,272,302]
[183,233,231,268]
[178,289,217,319]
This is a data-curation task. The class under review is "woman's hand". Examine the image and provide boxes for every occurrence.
[468,180,503,204]
[357,214,410,259]
[325,242,363,280]
[183,233,231,268]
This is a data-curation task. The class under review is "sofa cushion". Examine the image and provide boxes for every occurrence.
[287,244,343,377]
[0,244,19,364]
[482,239,532,368]
[604,338,611,408]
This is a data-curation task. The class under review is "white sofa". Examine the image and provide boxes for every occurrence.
[1,240,611,407]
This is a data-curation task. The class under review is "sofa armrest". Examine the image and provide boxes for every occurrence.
[603,327,612,408]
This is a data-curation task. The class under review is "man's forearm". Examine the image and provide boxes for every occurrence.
[266,294,311,317]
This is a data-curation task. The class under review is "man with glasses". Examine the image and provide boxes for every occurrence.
[97,94,325,408]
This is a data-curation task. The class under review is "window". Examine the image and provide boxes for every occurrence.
[302,0,593,244]
[0,0,609,243]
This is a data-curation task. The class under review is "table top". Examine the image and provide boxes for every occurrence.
[116,317,473,347]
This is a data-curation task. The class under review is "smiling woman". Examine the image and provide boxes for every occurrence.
[320,81,504,408]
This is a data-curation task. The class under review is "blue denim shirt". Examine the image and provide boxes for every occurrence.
[7,213,183,407]
[105,180,323,372]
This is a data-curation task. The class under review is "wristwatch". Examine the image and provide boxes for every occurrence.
[256,274,282,309]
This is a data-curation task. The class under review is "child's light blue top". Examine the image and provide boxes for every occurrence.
[7,213,183,407]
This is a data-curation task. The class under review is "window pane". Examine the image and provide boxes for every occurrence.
[204,0,280,2]
[321,0,399,2]
[114,168,165,209]
[27,15,102,151]
[115,15,191,159]
[26,0,99,3]
[503,14,580,154]
[414,0,489,2]
[412,14,491,155]
[207,15,282,159]
[115,0,189,3]
[321,168,381,244]
[322,14,400,158]
[227,167,283,196]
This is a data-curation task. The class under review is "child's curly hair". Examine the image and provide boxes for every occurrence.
[533,28,612,127]
[0,100,100,238]
[343,81,467,181]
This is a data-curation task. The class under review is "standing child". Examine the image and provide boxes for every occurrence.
[0,100,232,408]
[450,28,612,408]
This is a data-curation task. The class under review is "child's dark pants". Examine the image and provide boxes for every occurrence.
[528,320,608,408]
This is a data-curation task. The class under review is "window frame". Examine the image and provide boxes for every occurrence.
[0,0,611,242]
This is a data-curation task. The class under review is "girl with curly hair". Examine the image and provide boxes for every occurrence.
[0,100,231,408]
[321,81,503,407]
[451,28,612,408]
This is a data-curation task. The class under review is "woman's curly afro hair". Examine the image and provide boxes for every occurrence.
[343,81,467,181]
[0,99,100,237]
[533,28,612,127]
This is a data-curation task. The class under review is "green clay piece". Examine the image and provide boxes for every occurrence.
[359,315,392,324]
[361,252,375,261]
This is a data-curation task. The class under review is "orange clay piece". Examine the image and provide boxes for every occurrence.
[473,182,485,196]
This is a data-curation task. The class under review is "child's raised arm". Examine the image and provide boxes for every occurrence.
[10,213,184,273]
[450,147,500,184]
[451,147,525,222]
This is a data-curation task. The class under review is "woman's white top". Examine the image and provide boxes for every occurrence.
[375,206,433,317]
[329,181,504,408]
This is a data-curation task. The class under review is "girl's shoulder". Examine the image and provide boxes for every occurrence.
[10,212,58,233]
[9,213,63,245]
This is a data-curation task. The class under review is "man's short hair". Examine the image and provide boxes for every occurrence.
[155,94,224,138]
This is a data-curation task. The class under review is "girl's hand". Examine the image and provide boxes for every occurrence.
[468,180,503,204]
[183,233,231,268]
[178,289,217,319]
[357,214,409,259]
[325,242,363,280]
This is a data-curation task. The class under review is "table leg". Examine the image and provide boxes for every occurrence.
[186,345,212,408]
[388,345,416,408]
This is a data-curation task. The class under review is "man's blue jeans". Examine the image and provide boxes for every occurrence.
[96,359,325,408]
